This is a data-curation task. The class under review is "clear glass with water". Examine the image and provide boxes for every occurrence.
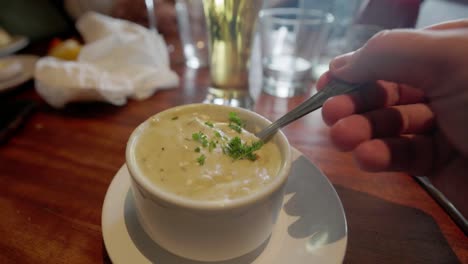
[175,0,209,68]
[259,8,334,98]
[309,0,369,79]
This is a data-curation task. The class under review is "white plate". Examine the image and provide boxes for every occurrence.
[102,148,347,264]
[0,55,38,92]
[0,36,29,57]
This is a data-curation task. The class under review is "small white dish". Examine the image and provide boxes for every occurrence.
[0,36,29,57]
[102,148,347,264]
[0,55,38,92]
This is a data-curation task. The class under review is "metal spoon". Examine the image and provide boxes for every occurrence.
[255,79,365,141]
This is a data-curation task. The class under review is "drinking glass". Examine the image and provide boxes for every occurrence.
[175,0,209,68]
[310,0,367,79]
[259,8,334,98]
[202,0,263,109]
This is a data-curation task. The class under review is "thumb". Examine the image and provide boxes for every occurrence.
[424,19,468,30]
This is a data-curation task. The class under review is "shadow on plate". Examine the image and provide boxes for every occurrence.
[124,190,269,264]
[283,155,347,244]
[282,155,459,263]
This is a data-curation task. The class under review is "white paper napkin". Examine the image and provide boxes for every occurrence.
[35,12,179,108]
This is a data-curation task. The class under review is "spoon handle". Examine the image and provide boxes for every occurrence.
[256,79,364,141]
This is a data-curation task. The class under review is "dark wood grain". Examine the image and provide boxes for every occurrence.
[0,36,467,264]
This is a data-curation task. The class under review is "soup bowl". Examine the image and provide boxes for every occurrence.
[126,104,291,261]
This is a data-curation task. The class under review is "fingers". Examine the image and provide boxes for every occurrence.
[328,29,455,90]
[322,80,426,125]
[425,19,468,30]
[353,136,434,175]
[329,103,435,151]
[316,71,332,91]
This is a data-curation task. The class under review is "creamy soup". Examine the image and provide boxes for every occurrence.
[133,108,282,201]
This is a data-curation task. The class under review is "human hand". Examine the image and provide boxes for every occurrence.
[318,20,468,213]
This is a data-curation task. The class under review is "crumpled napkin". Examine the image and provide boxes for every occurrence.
[35,12,179,108]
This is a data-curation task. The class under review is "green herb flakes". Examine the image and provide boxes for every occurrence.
[229,112,244,127]
[229,123,242,133]
[192,132,208,147]
[228,112,245,133]
[191,114,263,163]
[223,137,263,161]
[196,154,206,165]
[208,140,217,152]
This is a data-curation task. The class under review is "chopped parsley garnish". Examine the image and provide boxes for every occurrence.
[196,154,206,165]
[229,112,244,126]
[228,112,245,133]
[208,140,217,152]
[229,123,243,133]
[223,137,264,161]
[192,132,208,147]
[191,113,264,165]
[171,116,179,120]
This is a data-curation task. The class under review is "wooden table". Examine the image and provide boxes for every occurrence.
[1,27,467,264]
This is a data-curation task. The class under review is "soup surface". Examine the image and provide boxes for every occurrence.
[134,108,282,201]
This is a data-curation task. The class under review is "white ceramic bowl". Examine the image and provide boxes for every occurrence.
[126,104,291,261]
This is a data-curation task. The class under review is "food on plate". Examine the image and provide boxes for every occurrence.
[48,38,82,60]
[0,60,22,82]
[133,107,282,201]
[0,28,12,47]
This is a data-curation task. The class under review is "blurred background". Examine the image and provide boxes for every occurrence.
[1,0,467,55]
[2,0,467,77]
